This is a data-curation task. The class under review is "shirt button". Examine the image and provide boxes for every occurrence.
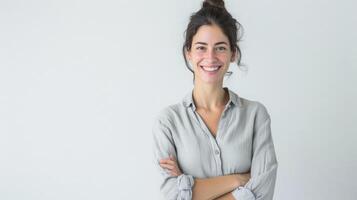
[215,149,220,155]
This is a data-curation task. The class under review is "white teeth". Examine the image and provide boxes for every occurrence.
[202,66,220,72]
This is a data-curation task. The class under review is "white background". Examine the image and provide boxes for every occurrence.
[1,0,356,199]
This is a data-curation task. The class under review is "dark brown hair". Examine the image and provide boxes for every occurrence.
[182,0,245,81]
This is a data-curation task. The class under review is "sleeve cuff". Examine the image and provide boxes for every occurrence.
[176,174,194,200]
[232,186,256,200]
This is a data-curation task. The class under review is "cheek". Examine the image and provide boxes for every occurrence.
[192,54,204,62]
[218,53,231,60]
[220,55,232,65]
[192,57,204,67]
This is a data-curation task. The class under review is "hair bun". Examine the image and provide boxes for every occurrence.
[202,0,225,9]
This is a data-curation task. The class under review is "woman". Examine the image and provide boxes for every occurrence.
[152,0,278,199]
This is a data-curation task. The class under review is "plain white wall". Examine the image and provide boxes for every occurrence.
[1,0,356,199]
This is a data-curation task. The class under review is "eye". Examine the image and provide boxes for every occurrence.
[216,46,227,52]
[196,46,206,51]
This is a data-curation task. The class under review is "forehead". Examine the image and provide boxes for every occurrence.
[192,24,229,44]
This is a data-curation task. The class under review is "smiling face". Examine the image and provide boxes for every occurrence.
[186,24,236,85]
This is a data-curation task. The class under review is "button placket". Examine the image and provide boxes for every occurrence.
[212,142,222,176]
[189,108,221,174]
[214,105,231,175]
[189,102,231,176]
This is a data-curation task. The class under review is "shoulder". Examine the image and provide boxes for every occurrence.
[228,88,270,121]
[238,96,271,123]
[153,102,186,128]
[151,103,187,140]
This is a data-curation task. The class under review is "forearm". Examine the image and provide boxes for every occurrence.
[192,174,241,200]
[214,192,235,200]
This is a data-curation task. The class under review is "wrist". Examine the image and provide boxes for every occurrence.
[234,174,249,187]
[233,174,241,188]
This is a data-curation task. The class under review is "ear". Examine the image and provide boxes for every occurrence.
[185,49,192,62]
[230,51,237,62]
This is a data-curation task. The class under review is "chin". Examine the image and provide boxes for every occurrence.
[199,77,223,85]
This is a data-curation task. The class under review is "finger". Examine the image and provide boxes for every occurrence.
[164,168,180,177]
[159,163,174,170]
[167,159,176,165]
[159,159,167,163]
[159,159,171,164]
[160,156,175,162]
[160,159,176,165]
[159,161,174,166]
[160,163,180,174]
[172,171,183,177]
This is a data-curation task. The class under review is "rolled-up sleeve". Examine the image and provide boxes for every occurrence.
[152,116,195,200]
[232,114,278,200]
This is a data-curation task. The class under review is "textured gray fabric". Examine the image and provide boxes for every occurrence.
[152,87,278,200]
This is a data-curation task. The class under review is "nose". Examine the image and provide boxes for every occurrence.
[204,48,217,62]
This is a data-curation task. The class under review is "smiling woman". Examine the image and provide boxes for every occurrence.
[182,0,243,83]
[152,0,278,200]
[185,24,235,84]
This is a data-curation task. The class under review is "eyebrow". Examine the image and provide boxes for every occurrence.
[194,42,228,46]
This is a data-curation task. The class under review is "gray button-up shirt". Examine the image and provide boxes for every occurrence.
[152,87,278,200]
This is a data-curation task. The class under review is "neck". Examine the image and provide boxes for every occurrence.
[192,84,228,111]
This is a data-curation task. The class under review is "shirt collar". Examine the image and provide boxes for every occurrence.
[182,87,241,110]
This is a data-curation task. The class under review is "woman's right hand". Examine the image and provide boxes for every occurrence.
[159,154,183,177]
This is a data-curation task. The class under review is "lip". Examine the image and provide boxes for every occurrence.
[200,65,222,74]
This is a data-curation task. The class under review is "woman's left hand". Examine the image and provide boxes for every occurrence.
[159,154,183,176]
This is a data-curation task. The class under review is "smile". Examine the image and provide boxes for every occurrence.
[200,65,222,72]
